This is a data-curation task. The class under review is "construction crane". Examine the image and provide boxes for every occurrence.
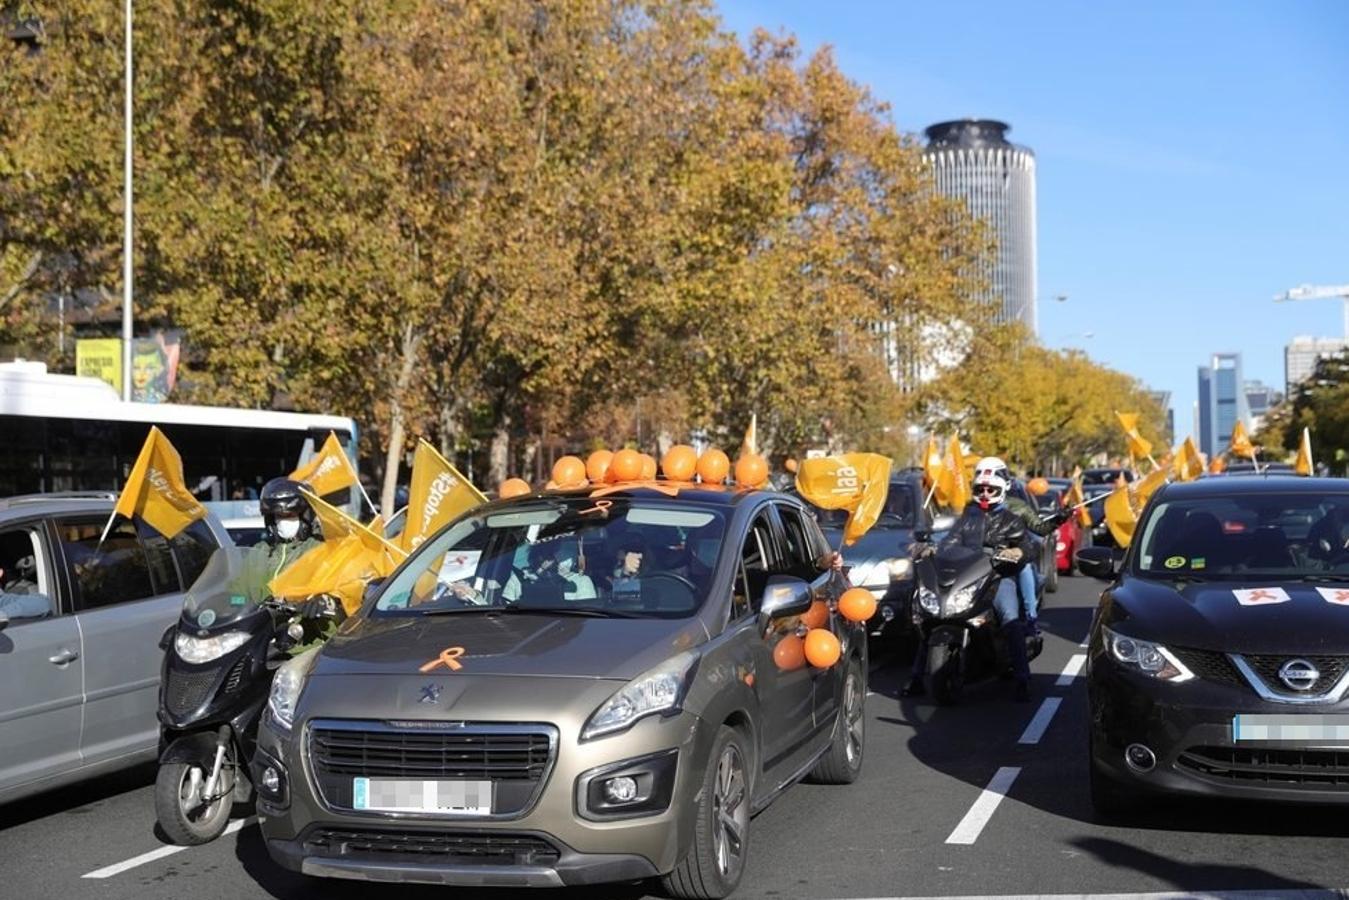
[1274,283,1349,338]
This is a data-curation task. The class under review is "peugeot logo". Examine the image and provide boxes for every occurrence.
[418,683,443,704]
[1278,659,1320,692]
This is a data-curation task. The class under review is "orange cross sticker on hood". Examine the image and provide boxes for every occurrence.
[419,646,466,672]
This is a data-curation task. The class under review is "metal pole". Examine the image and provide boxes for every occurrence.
[121,0,133,401]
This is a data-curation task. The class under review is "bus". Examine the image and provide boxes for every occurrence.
[0,361,362,524]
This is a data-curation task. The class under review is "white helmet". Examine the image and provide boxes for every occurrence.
[972,456,1010,508]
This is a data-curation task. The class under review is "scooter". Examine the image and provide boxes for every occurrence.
[154,552,333,845]
[911,542,1043,705]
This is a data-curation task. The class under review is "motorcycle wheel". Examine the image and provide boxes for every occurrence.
[155,754,235,846]
[929,642,963,705]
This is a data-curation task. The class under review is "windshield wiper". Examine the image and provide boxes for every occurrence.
[493,606,642,618]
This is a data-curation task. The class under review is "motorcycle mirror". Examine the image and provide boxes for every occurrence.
[1076,547,1116,580]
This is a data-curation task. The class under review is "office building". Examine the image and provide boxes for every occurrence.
[923,119,1037,334]
[1197,353,1251,459]
[1285,336,1348,395]
[1244,379,1283,434]
[1147,390,1175,445]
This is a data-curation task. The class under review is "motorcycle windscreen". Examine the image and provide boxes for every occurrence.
[180,545,266,630]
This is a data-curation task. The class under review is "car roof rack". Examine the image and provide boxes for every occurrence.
[0,491,119,507]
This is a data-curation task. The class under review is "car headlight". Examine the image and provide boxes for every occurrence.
[174,629,251,665]
[946,584,978,615]
[917,586,940,616]
[885,558,912,580]
[1103,626,1193,683]
[267,647,321,731]
[582,651,699,740]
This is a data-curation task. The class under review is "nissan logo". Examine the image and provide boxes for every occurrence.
[1278,658,1321,692]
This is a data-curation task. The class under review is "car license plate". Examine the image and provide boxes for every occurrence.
[1233,714,1349,744]
[352,777,492,814]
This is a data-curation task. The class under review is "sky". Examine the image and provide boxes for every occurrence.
[716,0,1349,438]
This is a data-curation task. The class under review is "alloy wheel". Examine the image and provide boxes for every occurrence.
[844,669,864,766]
[711,743,748,878]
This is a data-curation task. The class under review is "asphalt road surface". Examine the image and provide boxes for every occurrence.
[4,575,1349,900]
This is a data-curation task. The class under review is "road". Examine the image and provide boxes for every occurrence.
[2,575,1347,900]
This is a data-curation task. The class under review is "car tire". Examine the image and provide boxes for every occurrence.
[1065,543,1077,576]
[661,726,751,900]
[808,656,865,785]
[929,642,963,705]
[155,758,235,846]
[1046,562,1059,594]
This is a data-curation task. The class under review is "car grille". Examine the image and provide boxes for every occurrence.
[302,826,560,866]
[1169,648,1244,687]
[1178,746,1349,790]
[1240,654,1349,697]
[308,722,555,816]
[165,667,218,717]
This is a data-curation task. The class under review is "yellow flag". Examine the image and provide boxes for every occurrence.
[1229,420,1255,459]
[1134,466,1169,507]
[1172,436,1204,482]
[270,491,408,615]
[289,432,358,497]
[795,452,893,545]
[1067,477,1093,528]
[1295,427,1314,476]
[110,427,206,538]
[944,437,972,512]
[1104,478,1137,547]
[401,440,487,552]
[741,414,758,457]
[1115,411,1153,460]
[922,434,943,494]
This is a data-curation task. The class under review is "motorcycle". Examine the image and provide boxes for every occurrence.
[911,541,1043,705]
[154,548,334,845]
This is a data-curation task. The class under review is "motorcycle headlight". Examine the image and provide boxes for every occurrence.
[917,586,940,616]
[1103,626,1193,683]
[946,584,978,615]
[885,558,912,580]
[174,629,251,665]
[582,651,699,740]
[267,647,321,731]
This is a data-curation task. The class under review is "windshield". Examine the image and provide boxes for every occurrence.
[1135,492,1349,579]
[816,483,917,529]
[180,545,270,629]
[1033,488,1064,514]
[373,498,727,619]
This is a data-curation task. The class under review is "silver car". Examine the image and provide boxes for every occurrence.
[0,493,229,804]
[255,485,867,898]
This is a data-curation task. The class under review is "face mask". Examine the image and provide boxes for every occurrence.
[275,518,301,541]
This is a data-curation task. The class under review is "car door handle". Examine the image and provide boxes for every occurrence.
[49,648,79,665]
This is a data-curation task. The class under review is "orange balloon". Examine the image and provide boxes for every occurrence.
[800,599,829,629]
[498,478,531,499]
[735,453,769,488]
[838,587,877,623]
[551,455,587,488]
[697,449,731,485]
[784,457,799,473]
[772,634,806,671]
[662,445,698,481]
[1027,477,1050,496]
[639,453,658,481]
[803,628,842,668]
[610,448,644,481]
[585,450,613,484]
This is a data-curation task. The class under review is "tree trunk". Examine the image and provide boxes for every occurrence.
[380,324,423,515]
[488,416,511,486]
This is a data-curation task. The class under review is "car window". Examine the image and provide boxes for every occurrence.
[171,519,220,586]
[0,524,56,623]
[135,519,182,595]
[731,512,775,619]
[58,519,156,611]
[775,503,825,580]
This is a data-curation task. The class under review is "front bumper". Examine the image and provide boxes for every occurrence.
[255,676,716,886]
[1088,651,1349,805]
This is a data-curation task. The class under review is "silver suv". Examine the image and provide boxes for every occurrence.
[0,493,228,804]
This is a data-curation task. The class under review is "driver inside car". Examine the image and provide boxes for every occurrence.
[504,540,597,603]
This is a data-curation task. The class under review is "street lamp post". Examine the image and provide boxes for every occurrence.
[121,0,133,401]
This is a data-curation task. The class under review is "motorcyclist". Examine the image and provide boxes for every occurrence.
[903,457,1068,702]
[225,477,324,612]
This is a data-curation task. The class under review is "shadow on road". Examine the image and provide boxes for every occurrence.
[1070,835,1326,891]
[0,761,156,831]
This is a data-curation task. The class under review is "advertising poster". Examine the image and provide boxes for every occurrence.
[131,330,183,403]
[75,338,123,395]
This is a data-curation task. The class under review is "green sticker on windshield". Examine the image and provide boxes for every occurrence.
[229,594,248,606]
[1164,556,1187,569]
[1192,557,1206,570]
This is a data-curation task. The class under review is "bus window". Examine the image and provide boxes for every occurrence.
[0,415,45,496]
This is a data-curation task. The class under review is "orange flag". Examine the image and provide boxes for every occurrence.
[289,431,359,498]
[109,427,206,539]
[1294,428,1314,476]
[795,453,893,545]
[1229,421,1255,460]
[400,440,486,552]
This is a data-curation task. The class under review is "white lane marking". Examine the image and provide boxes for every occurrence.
[81,816,256,879]
[826,891,1349,900]
[1018,697,1063,745]
[1078,635,1090,647]
[944,766,1020,845]
[1056,653,1087,686]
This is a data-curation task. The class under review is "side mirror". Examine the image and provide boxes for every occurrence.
[931,514,957,534]
[758,575,813,626]
[912,527,932,544]
[1076,547,1116,580]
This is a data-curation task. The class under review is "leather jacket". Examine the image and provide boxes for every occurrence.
[942,497,1060,573]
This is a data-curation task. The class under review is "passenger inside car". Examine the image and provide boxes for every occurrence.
[0,529,53,621]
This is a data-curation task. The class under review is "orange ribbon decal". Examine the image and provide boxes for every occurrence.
[419,646,466,672]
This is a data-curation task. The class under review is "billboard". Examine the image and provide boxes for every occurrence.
[75,330,183,402]
[76,338,123,395]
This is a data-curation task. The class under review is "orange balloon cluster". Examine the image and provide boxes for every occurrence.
[800,599,829,629]
[1027,477,1050,496]
[735,453,769,488]
[838,587,877,623]
[552,455,587,488]
[773,634,806,671]
[803,628,841,668]
[610,448,644,481]
[585,450,613,483]
[639,453,658,480]
[697,448,730,485]
[498,477,531,499]
[661,445,698,481]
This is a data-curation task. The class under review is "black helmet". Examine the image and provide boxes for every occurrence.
[259,477,315,543]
